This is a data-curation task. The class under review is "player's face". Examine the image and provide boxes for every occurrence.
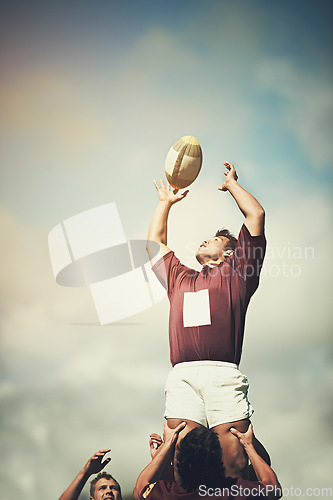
[91,478,121,500]
[195,236,229,265]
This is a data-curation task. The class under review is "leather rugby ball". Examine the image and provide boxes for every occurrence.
[165,135,203,189]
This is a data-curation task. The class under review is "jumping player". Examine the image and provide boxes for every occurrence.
[147,161,268,478]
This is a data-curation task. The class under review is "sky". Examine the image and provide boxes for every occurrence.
[0,0,333,498]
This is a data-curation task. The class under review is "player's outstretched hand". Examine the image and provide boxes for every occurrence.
[230,423,254,451]
[163,421,187,447]
[218,161,238,192]
[153,179,189,205]
[82,449,111,476]
[149,433,163,459]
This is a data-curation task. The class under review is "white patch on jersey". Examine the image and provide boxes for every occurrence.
[183,288,211,327]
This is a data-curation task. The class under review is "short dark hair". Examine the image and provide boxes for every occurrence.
[175,427,225,492]
[90,472,121,498]
[215,228,237,251]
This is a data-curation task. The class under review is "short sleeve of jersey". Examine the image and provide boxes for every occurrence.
[139,481,174,499]
[227,224,266,296]
[139,482,157,499]
[152,251,192,297]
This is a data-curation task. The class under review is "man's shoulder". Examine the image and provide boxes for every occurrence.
[151,249,175,269]
[238,223,266,245]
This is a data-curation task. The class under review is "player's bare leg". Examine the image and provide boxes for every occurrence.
[166,418,204,440]
[213,419,271,479]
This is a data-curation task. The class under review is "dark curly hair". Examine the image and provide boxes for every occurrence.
[215,228,237,252]
[90,472,121,498]
[175,427,225,492]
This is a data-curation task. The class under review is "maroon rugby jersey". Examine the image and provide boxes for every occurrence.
[152,224,266,366]
[140,477,270,499]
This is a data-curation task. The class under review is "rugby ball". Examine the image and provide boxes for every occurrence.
[165,136,202,189]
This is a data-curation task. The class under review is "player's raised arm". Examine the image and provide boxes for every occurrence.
[219,162,265,236]
[146,179,189,266]
[58,449,111,500]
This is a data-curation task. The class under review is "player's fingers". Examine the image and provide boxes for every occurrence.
[100,458,111,469]
[150,440,162,448]
[160,179,166,189]
[175,421,187,434]
[182,190,189,197]
[229,427,241,437]
[93,452,104,458]
[149,435,161,442]
[173,188,179,194]
[153,180,159,190]
[150,433,162,440]
[96,452,111,460]
[152,437,163,445]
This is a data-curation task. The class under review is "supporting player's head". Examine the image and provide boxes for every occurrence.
[195,228,237,265]
[174,427,225,492]
[90,472,122,500]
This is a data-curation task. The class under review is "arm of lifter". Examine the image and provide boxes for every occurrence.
[230,425,281,499]
[219,162,265,236]
[133,422,186,500]
[58,449,111,500]
[149,432,174,482]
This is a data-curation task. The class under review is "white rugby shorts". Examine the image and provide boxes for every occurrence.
[164,361,253,428]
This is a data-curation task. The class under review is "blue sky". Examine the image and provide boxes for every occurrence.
[0,1,332,498]
[1,0,332,225]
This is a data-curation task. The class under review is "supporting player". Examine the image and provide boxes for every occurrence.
[58,449,121,500]
[147,161,269,478]
[134,421,281,499]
